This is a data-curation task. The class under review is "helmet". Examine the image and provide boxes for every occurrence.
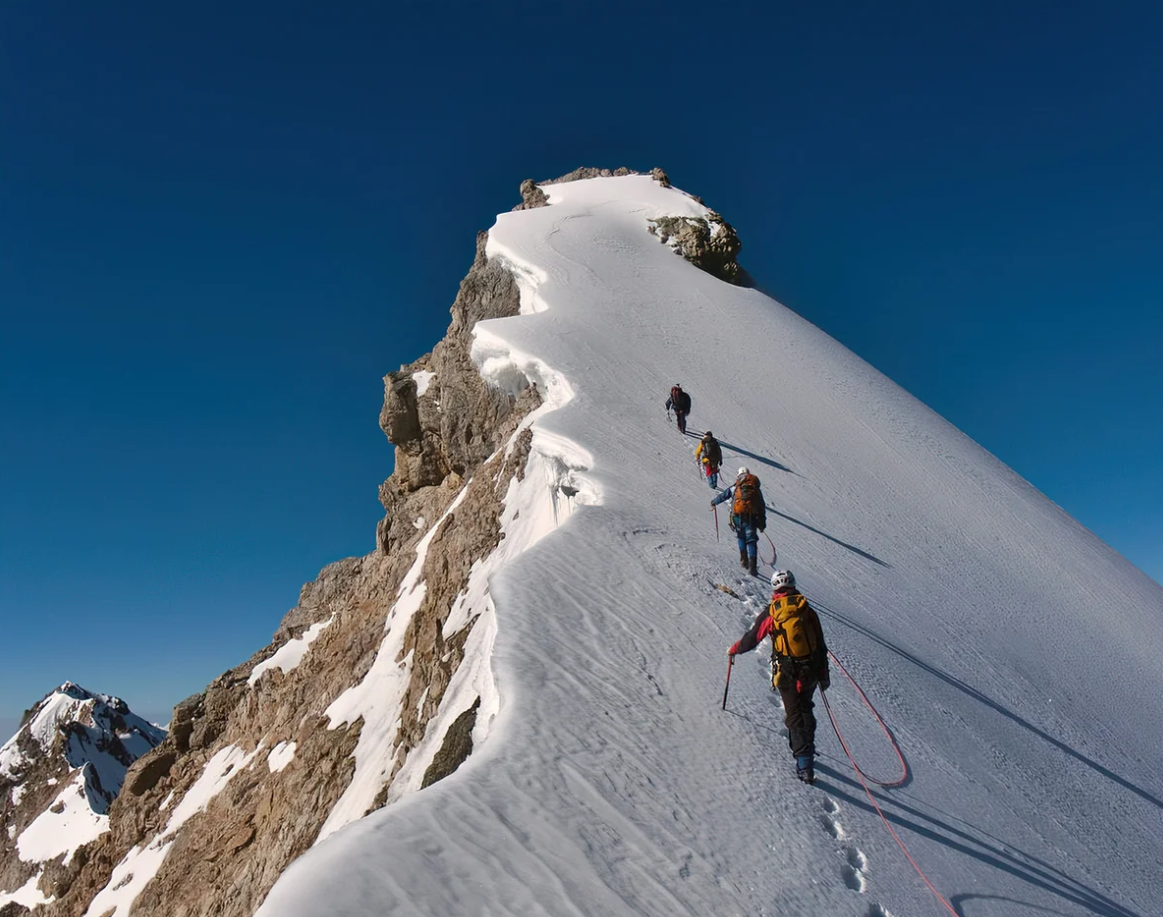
[737,466,750,478]
[771,570,796,592]
[704,430,713,438]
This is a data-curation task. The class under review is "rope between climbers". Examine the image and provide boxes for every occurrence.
[822,654,956,916]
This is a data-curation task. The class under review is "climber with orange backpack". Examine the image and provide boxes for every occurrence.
[664,384,692,434]
[728,569,830,783]
[711,467,767,575]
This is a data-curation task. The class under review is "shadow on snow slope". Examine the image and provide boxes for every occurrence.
[764,504,891,568]
[812,597,1163,814]
[813,763,1143,917]
[681,428,797,476]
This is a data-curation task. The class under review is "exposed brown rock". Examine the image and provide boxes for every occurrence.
[512,178,549,211]
[422,697,480,789]
[647,210,746,285]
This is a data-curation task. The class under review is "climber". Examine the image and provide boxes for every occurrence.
[695,430,722,489]
[712,467,766,575]
[728,569,830,783]
[665,384,692,435]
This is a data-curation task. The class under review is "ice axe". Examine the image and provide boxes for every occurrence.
[722,655,734,710]
[712,503,719,542]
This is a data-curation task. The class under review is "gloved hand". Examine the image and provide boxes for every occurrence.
[727,642,739,657]
[817,666,831,691]
[758,523,766,532]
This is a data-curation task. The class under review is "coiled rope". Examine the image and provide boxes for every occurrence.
[821,650,958,915]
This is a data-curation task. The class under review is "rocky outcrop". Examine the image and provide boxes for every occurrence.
[513,178,549,211]
[378,230,526,517]
[647,210,745,285]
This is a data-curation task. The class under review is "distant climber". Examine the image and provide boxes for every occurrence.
[712,467,766,575]
[695,430,722,489]
[665,384,691,434]
[728,569,829,783]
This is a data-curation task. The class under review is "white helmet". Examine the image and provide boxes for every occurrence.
[771,569,796,591]
[737,466,750,478]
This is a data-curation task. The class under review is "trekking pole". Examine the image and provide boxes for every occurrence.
[722,655,734,710]
[713,504,719,542]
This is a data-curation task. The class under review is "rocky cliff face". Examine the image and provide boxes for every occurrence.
[0,168,728,917]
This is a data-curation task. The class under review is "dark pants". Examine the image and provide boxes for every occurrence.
[675,411,688,434]
[777,665,818,759]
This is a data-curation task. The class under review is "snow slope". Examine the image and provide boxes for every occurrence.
[257,176,1163,916]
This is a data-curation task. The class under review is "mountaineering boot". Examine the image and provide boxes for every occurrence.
[739,549,748,569]
[748,555,758,576]
[796,755,815,784]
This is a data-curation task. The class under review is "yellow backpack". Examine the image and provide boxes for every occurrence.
[768,593,822,660]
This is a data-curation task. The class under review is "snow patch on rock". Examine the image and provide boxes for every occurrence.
[248,616,336,687]
[16,770,106,865]
[0,872,53,910]
[267,742,296,773]
[316,486,471,842]
[81,744,259,917]
[412,370,435,396]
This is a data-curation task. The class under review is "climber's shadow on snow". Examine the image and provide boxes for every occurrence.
[814,763,1143,917]
[817,602,1163,817]
[684,432,795,475]
[719,440,794,474]
[764,505,890,568]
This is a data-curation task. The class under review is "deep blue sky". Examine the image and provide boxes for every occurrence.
[2,1,1160,737]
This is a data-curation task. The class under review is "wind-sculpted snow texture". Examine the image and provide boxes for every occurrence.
[259,175,1163,916]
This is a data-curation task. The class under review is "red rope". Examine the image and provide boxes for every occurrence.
[822,653,958,916]
[763,532,777,566]
[825,651,907,787]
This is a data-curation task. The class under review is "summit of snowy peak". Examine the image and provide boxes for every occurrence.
[512,166,671,211]
[509,169,745,284]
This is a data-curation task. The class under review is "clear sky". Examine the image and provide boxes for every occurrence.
[2,0,1160,739]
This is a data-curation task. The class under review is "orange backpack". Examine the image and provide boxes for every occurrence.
[732,474,761,515]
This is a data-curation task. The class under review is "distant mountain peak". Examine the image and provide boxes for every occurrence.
[0,684,164,910]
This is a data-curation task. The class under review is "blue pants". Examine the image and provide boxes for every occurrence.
[701,462,719,489]
[734,517,758,560]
